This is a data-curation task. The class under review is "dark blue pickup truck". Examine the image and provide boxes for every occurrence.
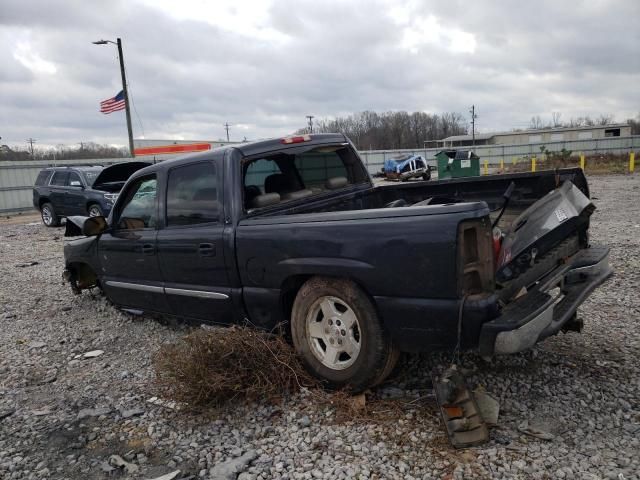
[62,134,612,391]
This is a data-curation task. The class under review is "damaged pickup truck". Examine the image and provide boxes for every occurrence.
[63,133,612,391]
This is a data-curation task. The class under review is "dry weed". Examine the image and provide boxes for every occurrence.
[153,326,319,407]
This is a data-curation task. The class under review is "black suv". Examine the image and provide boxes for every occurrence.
[33,162,150,226]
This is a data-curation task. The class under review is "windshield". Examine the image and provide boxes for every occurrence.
[82,170,102,185]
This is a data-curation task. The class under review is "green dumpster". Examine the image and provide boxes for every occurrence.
[435,150,480,179]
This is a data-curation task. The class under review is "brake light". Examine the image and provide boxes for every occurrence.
[281,134,311,144]
[458,218,495,295]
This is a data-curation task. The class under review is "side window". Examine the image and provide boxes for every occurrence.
[68,172,83,187]
[244,158,281,193]
[117,176,158,230]
[50,171,68,186]
[35,170,51,186]
[294,151,349,190]
[166,162,218,226]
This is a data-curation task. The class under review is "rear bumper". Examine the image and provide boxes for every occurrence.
[479,245,612,357]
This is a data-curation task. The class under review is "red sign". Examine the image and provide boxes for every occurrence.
[134,143,212,156]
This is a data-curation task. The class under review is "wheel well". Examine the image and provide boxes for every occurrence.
[279,275,311,334]
[67,262,98,290]
[86,201,100,211]
[39,198,50,209]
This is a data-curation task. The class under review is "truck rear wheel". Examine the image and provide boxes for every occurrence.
[291,276,395,392]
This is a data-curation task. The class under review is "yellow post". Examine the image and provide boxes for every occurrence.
[580,153,585,170]
[500,159,504,171]
[630,152,635,173]
[512,156,517,165]
[483,159,489,175]
[531,157,536,172]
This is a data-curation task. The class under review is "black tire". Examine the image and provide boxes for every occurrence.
[422,173,431,181]
[371,342,401,387]
[291,276,393,392]
[87,203,103,217]
[40,202,60,227]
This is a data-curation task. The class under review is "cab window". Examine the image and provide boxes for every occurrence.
[50,171,68,186]
[117,175,158,230]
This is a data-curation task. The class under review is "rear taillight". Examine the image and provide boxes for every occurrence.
[458,218,494,295]
[281,134,311,144]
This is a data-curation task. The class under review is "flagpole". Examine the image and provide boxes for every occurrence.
[116,38,135,157]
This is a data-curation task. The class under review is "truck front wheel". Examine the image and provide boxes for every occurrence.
[291,276,397,392]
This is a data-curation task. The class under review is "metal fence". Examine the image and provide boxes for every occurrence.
[358,135,640,173]
[0,158,125,214]
[1,135,638,214]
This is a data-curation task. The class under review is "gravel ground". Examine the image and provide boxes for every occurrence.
[1,174,639,480]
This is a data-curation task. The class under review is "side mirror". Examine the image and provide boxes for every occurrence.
[65,215,109,237]
[83,216,108,236]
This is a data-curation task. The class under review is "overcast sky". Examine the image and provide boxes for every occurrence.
[1,0,639,149]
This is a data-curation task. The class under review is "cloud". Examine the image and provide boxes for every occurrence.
[0,0,638,149]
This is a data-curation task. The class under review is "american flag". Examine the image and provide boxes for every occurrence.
[100,90,126,114]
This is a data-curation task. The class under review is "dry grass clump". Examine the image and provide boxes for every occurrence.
[154,326,319,407]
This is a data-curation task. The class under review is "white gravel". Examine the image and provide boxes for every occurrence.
[1,174,639,480]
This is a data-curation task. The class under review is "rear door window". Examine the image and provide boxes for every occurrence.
[294,150,349,190]
[50,171,68,186]
[165,162,219,226]
[68,172,83,187]
[244,158,282,193]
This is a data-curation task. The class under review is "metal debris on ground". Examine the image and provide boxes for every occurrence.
[473,389,500,426]
[108,454,140,474]
[145,470,181,480]
[15,261,39,268]
[517,420,555,441]
[432,365,489,448]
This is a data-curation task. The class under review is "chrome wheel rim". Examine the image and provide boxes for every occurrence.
[88,206,101,217]
[305,296,361,370]
[41,207,52,225]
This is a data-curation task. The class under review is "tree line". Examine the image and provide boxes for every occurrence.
[299,110,468,150]
[0,142,129,162]
[528,112,640,133]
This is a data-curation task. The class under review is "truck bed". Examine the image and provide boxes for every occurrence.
[251,168,589,232]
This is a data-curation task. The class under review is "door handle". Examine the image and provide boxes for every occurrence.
[198,243,215,257]
[141,243,155,255]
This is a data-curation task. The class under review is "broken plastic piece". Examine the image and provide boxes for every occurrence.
[432,365,489,448]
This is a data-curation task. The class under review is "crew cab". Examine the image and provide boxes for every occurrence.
[33,162,149,226]
[63,134,612,391]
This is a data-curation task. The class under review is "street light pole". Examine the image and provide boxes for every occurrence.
[116,38,135,157]
[93,38,135,157]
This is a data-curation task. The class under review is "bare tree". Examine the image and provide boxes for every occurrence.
[552,112,562,127]
[628,113,640,135]
[596,114,615,126]
[300,110,467,150]
[529,115,545,129]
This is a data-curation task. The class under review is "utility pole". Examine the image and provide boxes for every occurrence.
[26,138,36,155]
[306,115,314,134]
[469,105,478,148]
[224,123,230,142]
[93,38,135,157]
